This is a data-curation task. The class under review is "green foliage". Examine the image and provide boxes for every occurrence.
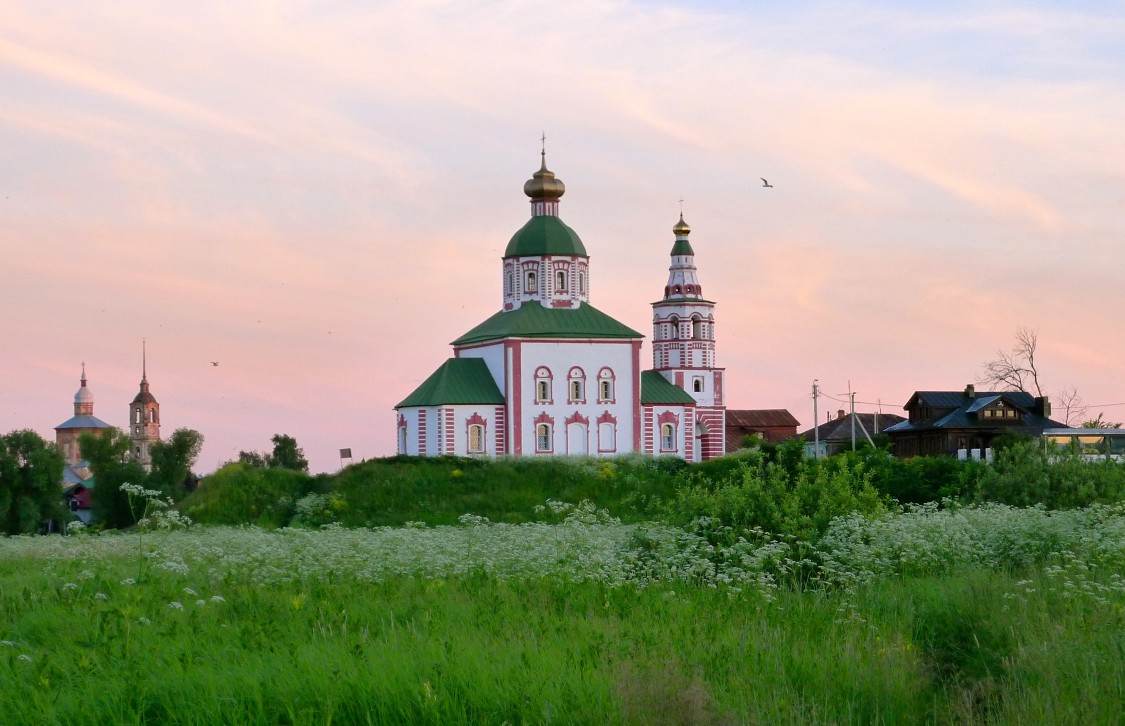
[81,429,149,529]
[180,462,316,527]
[146,428,204,500]
[0,430,65,534]
[1083,412,1123,429]
[970,439,1125,508]
[664,442,889,540]
[269,434,309,473]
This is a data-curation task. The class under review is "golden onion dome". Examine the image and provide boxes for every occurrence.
[672,212,691,237]
[523,152,566,201]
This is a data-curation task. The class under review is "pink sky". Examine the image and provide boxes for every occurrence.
[3,1,1124,473]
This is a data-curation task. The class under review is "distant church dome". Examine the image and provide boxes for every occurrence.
[75,383,94,405]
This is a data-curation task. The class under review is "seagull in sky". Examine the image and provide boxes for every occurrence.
[761,178,773,188]
[211,361,219,366]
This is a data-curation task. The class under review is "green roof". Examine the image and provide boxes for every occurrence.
[452,303,643,346]
[396,358,505,408]
[640,371,697,404]
[504,215,587,258]
[670,239,695,256]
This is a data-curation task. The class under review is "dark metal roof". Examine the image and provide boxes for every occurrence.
[800,412,907,441]
[727,409,800,428]
[54,415,113,430]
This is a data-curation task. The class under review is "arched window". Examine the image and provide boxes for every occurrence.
[597,368,615,403]
[468,424,484,454]
[691,315,702,340]
[578,272,586,294]
[506,270,514,294]
[535,367,553,404]
[693,377,704,393]
[526,270,538,293]
[536,423,552,453]
[149,409,157,424]
[397,424,408,454]
[661,423,676,452]
[556,270,566,292]
[568,367,585,403]
[669,316,679,339]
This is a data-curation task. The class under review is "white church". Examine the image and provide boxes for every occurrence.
[395,153,727,461]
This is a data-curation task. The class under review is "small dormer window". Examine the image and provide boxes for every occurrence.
[527,271,537,293]
[556,270,566,292]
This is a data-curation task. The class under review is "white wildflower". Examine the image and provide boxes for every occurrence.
[168,601,184,610]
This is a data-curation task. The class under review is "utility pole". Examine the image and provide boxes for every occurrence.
[849,381,856,452]
[812,379,820,459]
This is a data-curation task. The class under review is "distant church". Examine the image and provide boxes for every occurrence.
[56,353,161,521]
[394,153,727,461]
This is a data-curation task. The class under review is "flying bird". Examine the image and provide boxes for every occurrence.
[211,361,219,366]
[761,178,773,188]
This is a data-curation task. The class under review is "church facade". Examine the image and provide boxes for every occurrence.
[394,155,726,461]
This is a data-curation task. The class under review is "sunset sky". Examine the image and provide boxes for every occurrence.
[3,0,1124,473]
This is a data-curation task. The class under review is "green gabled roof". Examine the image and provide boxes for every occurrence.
[452,303,643,346]
[504,215,587,258]
[640,370,697,404]
[395,358,505,408]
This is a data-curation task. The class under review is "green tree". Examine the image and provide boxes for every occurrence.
[237,450,269,467]
[0,430,66,535]
[269,434,309,473]
[81,429,148,529]
[148,428,204,499]
[1082,413,1122,429]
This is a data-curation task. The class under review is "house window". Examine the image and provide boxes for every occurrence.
[468,424,485,454]
[661,423,676,452]
[556,270,566,291]
[527,270,538,293]
[568,367,585,403]
[534,367,553,404]
[693,377,704,393]
[536,424,552,453]
[597,368,615,403]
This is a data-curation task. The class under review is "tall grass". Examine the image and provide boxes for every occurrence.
[4,498,1125,724]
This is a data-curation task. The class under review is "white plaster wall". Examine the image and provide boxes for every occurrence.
[457,343,507,395]
[443,405,502,457]
[648,404,692,457]
[518,340,638,456]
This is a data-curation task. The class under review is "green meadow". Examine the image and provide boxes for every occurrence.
[3,472,1124,725]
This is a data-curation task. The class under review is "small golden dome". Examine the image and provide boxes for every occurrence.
[523,152,566,201]
[672,213,691,237]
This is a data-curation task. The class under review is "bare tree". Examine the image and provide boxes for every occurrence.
[979,326,1043,396]
[1056,386,1087,427]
